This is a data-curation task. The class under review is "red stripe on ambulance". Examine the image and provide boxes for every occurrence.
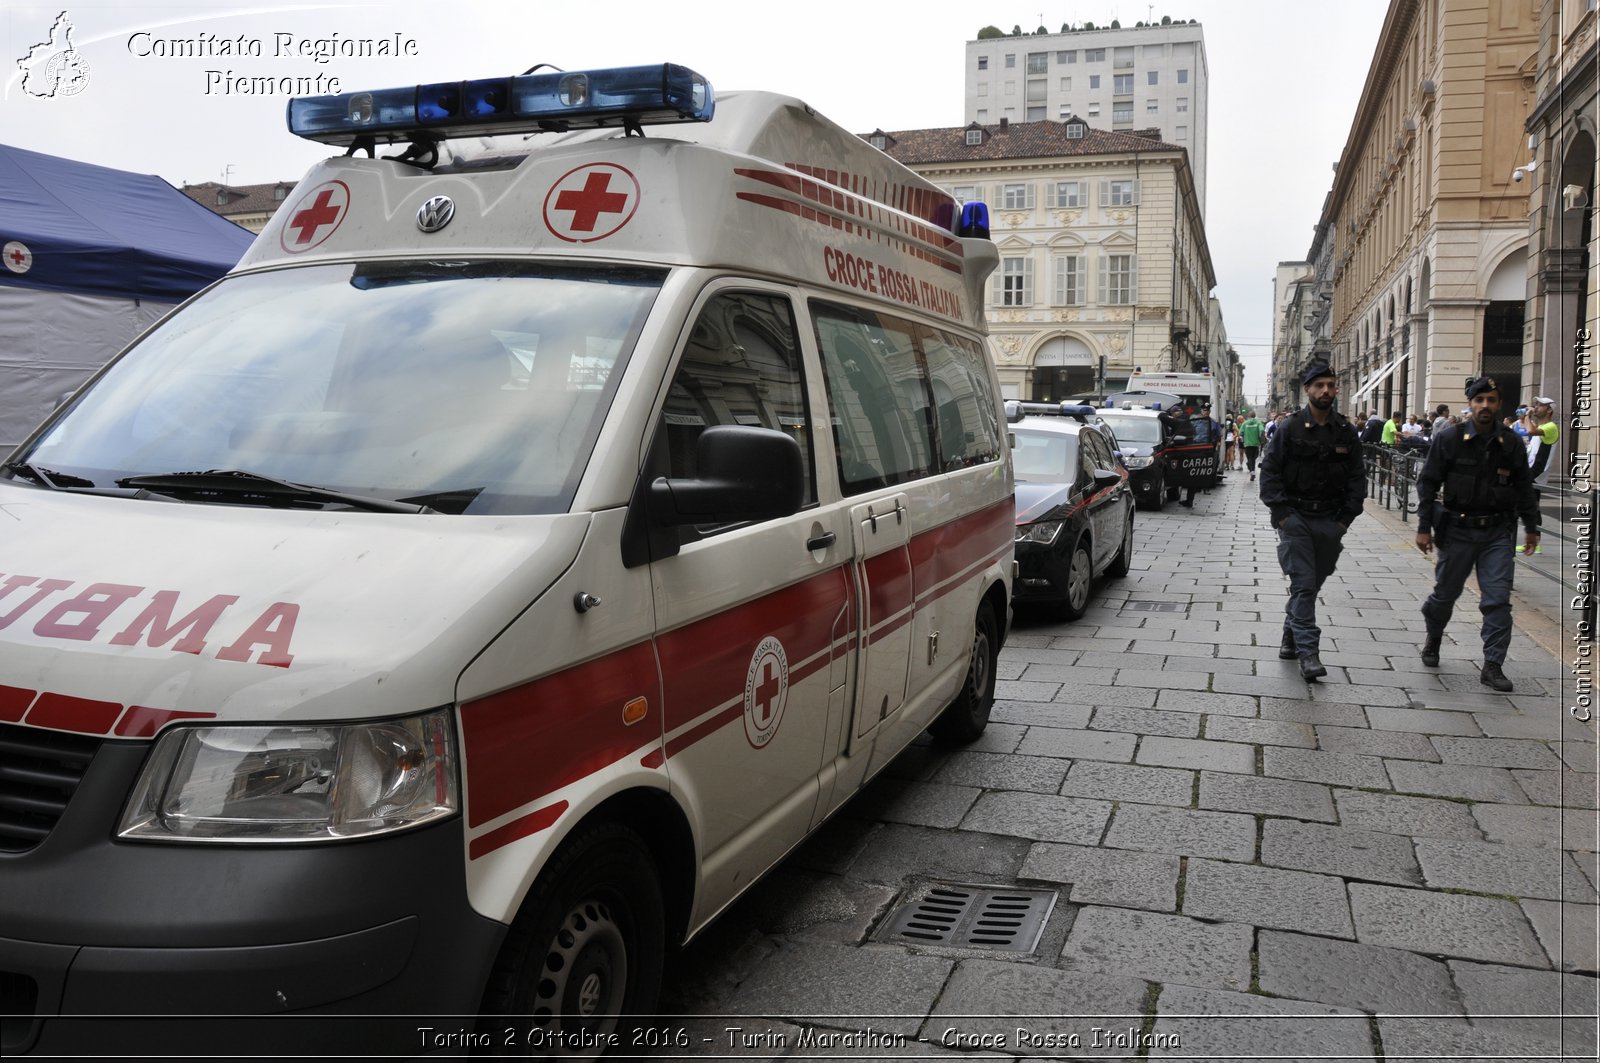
[460,640,661,829]
[25,693,123,735]
[461,501,1011,856]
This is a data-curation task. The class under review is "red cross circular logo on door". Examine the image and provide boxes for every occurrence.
[743,636,789,749]
[3,241,33,274]
[542,163,640,243]
[279,180,351,254]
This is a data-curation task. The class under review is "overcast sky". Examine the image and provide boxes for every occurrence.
[3,0,1392,401]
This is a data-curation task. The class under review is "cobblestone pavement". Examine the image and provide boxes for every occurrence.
[655,470,1599,1062]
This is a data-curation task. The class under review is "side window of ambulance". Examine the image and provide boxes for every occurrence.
[812,303,937,495]
[659,291,815,535]
[918,325,1003,470]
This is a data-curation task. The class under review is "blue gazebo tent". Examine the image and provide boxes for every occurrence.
[0,143,254,448]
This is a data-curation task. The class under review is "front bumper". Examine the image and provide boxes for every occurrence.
[1,731,505,1057]
[1012,538,1072,603]
[1126,466,1162,503]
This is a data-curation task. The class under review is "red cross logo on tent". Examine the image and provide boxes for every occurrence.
[742,636,789,748]
[3,241,33,275]
[542,163,639,243]
[279,180,351,254]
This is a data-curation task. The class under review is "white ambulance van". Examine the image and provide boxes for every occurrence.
[0,64,1011,1054]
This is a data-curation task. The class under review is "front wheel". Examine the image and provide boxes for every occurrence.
[480,822,665,1056]
[1054,538,1093,621]
[929,599,999,745]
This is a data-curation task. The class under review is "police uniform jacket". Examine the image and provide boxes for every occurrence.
[1258,406,1365,528]
[1414,419,1540,536]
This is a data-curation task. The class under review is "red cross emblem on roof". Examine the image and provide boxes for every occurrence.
[279,180,350,254]
[542,163,640,244]
[3,241,33,275]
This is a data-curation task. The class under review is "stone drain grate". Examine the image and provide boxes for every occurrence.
[875,882,1057,954]
[1122,600,1187,612]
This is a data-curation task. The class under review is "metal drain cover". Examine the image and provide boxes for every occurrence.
[1123,600,1186,612]
[876,882,1057,954]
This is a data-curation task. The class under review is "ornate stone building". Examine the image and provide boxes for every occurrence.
[867,116,1235,411]
[1320,0,1542,420]
[1522,0,1596,482]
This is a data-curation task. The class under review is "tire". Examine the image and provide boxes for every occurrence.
[930,599,999,746]
[480,822,665,1056]
[1164,481,1180,501]
[1054,538,1093,621]
[1106,507,1134,578]
[1138,470,1163,511]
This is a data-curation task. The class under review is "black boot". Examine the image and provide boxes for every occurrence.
[1279,629,1298,660]
[1480,662,1513,692]
[1299,654,1327,681]
[1420,633,1441,668]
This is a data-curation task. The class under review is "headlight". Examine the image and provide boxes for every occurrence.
[1122,454,1153,469]
[118,709,458,843]
[1016,520,1064,544]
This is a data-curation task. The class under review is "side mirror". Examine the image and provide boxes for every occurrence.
[1091,469,1122,490]
[650,425,804,526]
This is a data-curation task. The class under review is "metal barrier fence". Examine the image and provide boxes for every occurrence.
[1362,442,1426,522]
[1363,442,1596,640]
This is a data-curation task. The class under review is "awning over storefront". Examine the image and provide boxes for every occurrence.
[1351,356,1402,407]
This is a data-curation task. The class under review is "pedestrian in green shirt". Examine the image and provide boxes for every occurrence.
[1239,414,1266,480]
[1381,410,1401,446]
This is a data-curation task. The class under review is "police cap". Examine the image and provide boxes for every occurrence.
[1465,376,1500,400]
[1301,361,1335,387]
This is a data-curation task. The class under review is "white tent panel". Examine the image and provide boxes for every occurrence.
[0,286,174,450]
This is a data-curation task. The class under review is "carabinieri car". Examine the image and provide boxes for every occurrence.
[1093,405,1169,511]
[1007,402,1135,620]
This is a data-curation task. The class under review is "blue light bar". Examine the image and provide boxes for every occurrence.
[287,63,714,147]
[958,201,990,239]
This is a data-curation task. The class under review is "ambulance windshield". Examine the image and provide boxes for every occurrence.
[16,261,664,515]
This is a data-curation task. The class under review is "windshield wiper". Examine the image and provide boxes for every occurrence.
[3,461,97,489]
[397,486,484,514]
[115,469,435,513]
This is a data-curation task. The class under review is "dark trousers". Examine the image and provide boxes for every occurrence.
[1421,523,1516,665]
[1244,445,1261,472]
[1276,511,1346,658]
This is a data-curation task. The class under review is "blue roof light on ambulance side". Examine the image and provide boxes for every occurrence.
[957,201,990,239]
[287,63,714,148]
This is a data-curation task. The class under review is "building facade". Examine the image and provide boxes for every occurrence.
[1521,0,1597,484]
[1272,261,1314,413]
[180,180,297,234]
[1318,0,1541,424]
[869,116,1235,411]
[964,20,1210,212]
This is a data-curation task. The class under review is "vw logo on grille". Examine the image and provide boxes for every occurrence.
[415,195,456,232]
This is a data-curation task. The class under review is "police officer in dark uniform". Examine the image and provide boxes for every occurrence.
[1259,361,1365,680]
[1414,376,1541,691]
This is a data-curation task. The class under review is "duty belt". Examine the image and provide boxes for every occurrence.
[1288,497,1339,515]
[1447,511,1507,529]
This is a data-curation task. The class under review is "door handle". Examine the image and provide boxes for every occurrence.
[806,532,837,551]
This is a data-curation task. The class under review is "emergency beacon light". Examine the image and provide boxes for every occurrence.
[287,63,714,147]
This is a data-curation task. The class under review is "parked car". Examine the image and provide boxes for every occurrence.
[1095,406,1169,510]
[1006,401,1136,620]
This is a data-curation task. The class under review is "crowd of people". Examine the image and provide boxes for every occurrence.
[1220,397,1561,491]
